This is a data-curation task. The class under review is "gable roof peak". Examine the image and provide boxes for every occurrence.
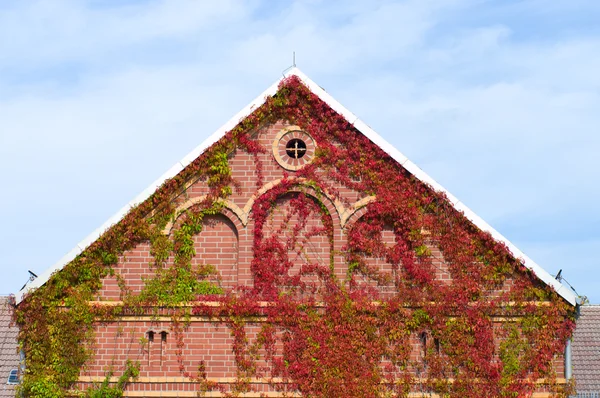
[16,68,578,306]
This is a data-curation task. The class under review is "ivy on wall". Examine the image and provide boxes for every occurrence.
[14,76,576,397]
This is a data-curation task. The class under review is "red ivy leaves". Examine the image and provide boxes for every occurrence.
[15,75,576,398]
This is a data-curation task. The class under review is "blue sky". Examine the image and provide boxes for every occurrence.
[0,0,598,302]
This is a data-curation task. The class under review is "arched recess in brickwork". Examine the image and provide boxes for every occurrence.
[164,202,241,291]
[345,203,452,291]
[347,213,398,297]
[191,212,239,290]
[256,187,335,291]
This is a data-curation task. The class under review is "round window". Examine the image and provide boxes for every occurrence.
[273,126,315,171]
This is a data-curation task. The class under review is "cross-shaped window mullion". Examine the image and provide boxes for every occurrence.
[286,139,307,159]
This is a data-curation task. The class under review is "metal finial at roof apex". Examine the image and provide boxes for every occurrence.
[282,55,298,78]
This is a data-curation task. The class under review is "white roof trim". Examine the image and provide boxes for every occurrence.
[15,67,578,306]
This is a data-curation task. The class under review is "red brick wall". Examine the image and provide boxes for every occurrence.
[85,121,565,396]
[191,214,239,289]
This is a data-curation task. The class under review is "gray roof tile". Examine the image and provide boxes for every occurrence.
[0,297,18,397]
[573,305,600,392]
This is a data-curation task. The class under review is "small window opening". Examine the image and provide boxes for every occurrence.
[147,331,155,366]
[160,331,168,365]
[434,338,440,354]
[7,369,19,385]
[419,332,427,357]
[419,331,430,372]
[285,138,307,159]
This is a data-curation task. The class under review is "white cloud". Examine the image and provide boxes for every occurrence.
[0,0,251,67]
[1,0,599,302]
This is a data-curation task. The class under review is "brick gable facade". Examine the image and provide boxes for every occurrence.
[15,70,576,397]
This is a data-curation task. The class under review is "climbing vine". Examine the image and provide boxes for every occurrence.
[14,76,576,397]
[85,360,139,398]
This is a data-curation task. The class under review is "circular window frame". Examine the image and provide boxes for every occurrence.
[273,126,316,171]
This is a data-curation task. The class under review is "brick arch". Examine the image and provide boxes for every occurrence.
[164,203,242,291]
[260,190,334,289]
[345,210,398,298]
[344,203,453,288]
[341,196,377,229]
[243,178,342,227]
[163,196,247,234]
